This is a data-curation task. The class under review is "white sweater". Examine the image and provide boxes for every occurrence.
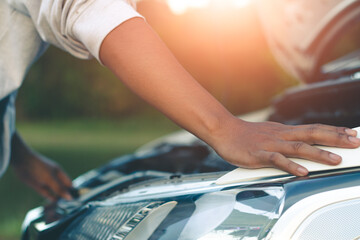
[0,0,142,176]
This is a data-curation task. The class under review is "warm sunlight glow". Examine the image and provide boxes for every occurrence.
[167,0,251,14]
[167,0,209,14]
[233,0,251,8]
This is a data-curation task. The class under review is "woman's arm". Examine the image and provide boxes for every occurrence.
[99,18,360,176]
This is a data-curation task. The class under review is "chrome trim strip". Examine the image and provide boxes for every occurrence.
[104,167,360,203]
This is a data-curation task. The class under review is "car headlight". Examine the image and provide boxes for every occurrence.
[59,201,176,240]
[175,187,284,240]
[58,186,284,240]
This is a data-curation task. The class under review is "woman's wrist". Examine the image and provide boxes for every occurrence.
[199,111,243,149]
[10,132,37,166]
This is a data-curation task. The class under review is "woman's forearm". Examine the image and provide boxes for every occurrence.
[99,18,235,145]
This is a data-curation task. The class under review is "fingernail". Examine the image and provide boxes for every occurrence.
[297,167,308,176]
[329,153,341,163]
[346,129,358,136]
[348,136,360,144]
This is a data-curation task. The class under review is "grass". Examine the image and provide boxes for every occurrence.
[0,114,179,239]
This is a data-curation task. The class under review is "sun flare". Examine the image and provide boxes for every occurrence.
[167,0,252,14]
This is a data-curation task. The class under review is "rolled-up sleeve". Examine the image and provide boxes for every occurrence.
[71,0,143,62]
[19,0,143,62]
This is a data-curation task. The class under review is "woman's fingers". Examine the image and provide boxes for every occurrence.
[277,141,342,165]
[33,166,73,201]
[48,167,73,201]
[55,167,74,200]
[285,125,360,147]
[37,180,72,201]
[259,151,308,176]
[37,184,58,202]
[289,124,352,135]
[56,169,73,189]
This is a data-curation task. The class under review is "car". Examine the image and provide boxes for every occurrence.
[21,1,360,239]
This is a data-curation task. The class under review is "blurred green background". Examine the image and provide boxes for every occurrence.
[1,0,359,239]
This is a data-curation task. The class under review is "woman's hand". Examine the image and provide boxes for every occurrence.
[11,154,73,201]
[210,118,360,176]
[11,132,73,201]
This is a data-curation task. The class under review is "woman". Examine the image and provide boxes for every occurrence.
[1,0,359,201]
